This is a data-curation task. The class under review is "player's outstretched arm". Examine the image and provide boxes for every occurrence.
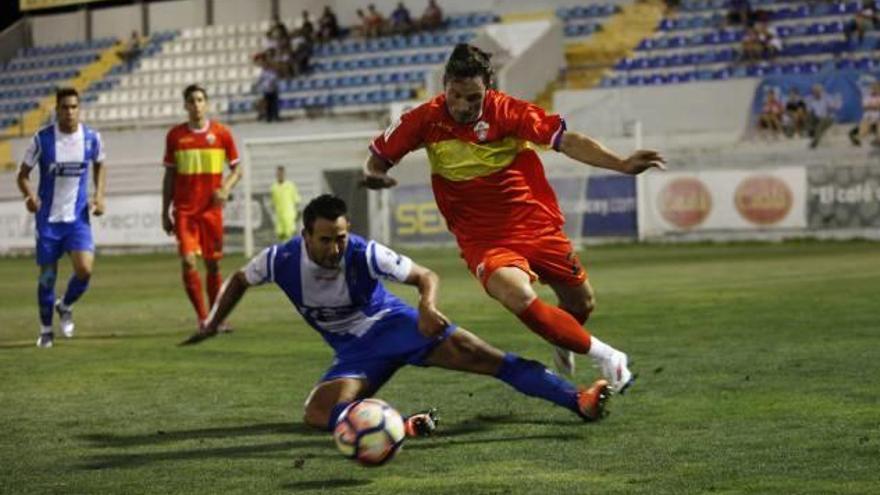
[403,263,450,337]
[559,131,666,175]
[180,271,250,346]
[360,154,398,189]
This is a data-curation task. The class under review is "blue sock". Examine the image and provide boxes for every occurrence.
[62,274,90,307]
[494,353,580,414]
[327,401,352,431]
[38,269,57,327]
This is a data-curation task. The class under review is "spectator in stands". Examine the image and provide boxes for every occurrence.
[289,29,313,77]
[756,22,782,59]
[783,87,808,138]
[420,0,444,31]
[850,81,880,146]
[727,0,753,26]
[255,54,280,122]
[361,4,387,38]
[662,0,681,14]
[298,11,315,42]
[117,30,143,71]
[844,1,878,45]
[390,2,415,35]
[264,16,290,52]
[805,84,840,149]
[317,6,340,43]
[757,90,784,139]
[740,26,764,62]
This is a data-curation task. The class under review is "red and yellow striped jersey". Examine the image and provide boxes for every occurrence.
[163,120,239,215]
[370,90,567,247]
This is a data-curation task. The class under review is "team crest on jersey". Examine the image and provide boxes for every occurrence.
[206,133,217,145]
[473,121,490,142]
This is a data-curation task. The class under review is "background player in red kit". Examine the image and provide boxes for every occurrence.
[162,84,241,331]
[363,44,665,392]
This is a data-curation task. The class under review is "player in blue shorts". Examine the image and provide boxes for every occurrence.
[182,194,611,436]
[15,87,107,348]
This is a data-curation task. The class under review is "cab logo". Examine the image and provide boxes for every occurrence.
[734,175,792,225]
[659,177,712,229]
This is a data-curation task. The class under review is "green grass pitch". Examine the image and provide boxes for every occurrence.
[1,241,878,494]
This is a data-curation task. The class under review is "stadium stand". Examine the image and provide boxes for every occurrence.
[77,11,498,127]
[0,38,117,132]
[600,0,880,87]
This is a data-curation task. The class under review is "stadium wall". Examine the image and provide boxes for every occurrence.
[214,0,273,26]
[148,0,206,33]
[554,79,760,140]
[92,3,141,41]
[31,9,86,46]
[0,19,31,66]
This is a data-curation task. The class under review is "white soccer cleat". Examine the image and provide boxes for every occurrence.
[600,350,635,394]
[553,345,576,378]
[55,300,75,338]
[36,332,54,348]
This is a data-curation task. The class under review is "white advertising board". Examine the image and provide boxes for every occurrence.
[639,167,807,237]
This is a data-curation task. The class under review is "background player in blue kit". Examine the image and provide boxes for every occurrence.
[15,87,107,348]
[182,195,612,436]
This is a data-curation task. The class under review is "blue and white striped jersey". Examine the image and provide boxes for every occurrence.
[21,123,105,225]
[243,234,417,357]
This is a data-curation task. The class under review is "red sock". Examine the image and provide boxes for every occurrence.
[517,298,591,353]
[206,271,223,308]
[182,268,208,322]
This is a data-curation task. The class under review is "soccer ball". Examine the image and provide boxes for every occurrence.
[333,398,406,466]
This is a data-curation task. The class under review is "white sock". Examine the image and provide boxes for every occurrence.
[587,336,616,363]
[40,325,53,335]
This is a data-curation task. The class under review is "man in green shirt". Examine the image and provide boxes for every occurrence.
[270,166,301,240]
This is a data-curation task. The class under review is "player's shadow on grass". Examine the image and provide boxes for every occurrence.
[281,479,372,491]
[470,412,582,427]
[81,440,337,470]
[73,330,185,341]
[0,341,38,349]
[81,422,314,448]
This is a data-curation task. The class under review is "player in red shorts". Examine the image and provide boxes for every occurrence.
[363,44,665,392]
[161,84,241,331]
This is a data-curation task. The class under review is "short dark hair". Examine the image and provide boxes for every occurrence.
[303,194,348,233]
[183,84,208,101]
[443,43,494,87]
[55,87,79,105]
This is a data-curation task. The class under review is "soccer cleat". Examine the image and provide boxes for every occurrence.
[404,408,438,437]
[600,350,635,394]
[576,378,610,422]
[36,332,54,349]
[55,300,75,338]
[553,345,576,378]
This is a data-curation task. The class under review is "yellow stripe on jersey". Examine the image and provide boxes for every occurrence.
[425,137,529,182]
[174,148,227,175]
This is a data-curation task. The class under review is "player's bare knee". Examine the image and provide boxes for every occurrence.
[488,284,535,314]
[451,331,503,374]
[73,266,92,280]
[181,255,197,271]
